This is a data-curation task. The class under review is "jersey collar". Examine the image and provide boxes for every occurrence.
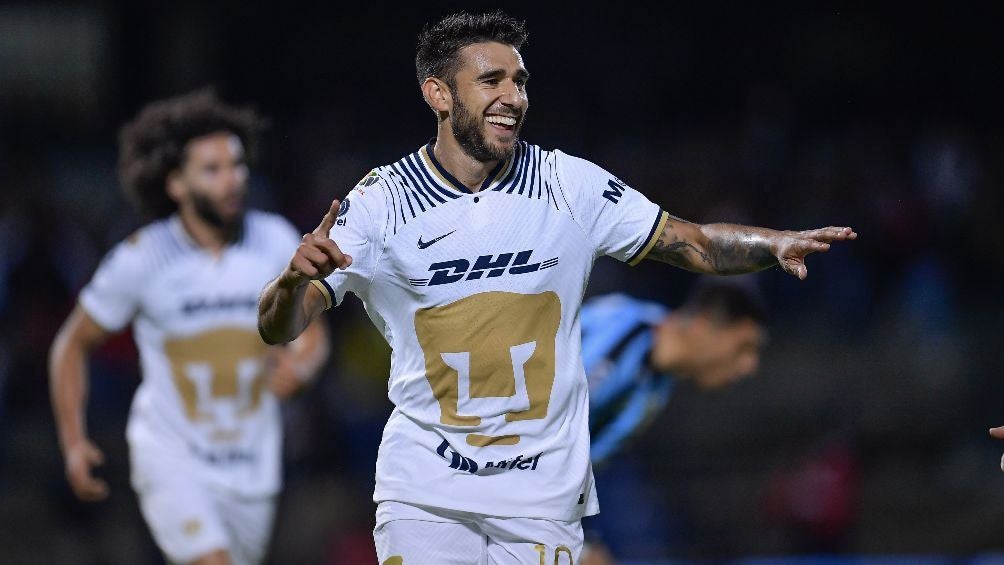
[419,139,514,194]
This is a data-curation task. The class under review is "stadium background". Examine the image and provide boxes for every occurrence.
[1,2,1002,563]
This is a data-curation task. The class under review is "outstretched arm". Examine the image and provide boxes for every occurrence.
[258,200,352,345]
[645,215,856,279]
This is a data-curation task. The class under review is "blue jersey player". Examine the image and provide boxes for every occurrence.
[584,282,767,466]
[581,283,767,562]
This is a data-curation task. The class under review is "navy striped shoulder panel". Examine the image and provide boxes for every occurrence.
[374,142,569,236]
[381,156,453,235]
[379,142,563,234]
[489,142,556,208]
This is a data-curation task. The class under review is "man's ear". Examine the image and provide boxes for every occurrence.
[421,77,452,120]
[166,169,185,203]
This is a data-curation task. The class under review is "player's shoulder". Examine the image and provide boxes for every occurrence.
[548,147,607,180]
[244,209,298,238]
[240,209,303,255]
[342,166,393,213]
[96,216,188,275]
[349,145,457,224]
[534,146,614,213]
[118,216,184,255]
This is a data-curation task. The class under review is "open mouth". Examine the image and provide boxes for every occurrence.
[485,114,518,134]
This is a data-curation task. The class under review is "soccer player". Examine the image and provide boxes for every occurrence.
[584,283,766,467]
[579,284,766,563]
[49,89,329,565]
[257,12,856,562]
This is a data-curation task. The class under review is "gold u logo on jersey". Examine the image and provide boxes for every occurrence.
[164,328,269,435]
[415,291,561,447]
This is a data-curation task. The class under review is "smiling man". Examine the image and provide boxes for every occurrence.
[257,11,856,563]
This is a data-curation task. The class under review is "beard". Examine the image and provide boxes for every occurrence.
[191,190,242,236]
[451,95,523,162]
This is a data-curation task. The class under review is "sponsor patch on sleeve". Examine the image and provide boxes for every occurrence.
[356,170,381,187]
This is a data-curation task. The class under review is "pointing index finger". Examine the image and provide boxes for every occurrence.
[313,199,340,237]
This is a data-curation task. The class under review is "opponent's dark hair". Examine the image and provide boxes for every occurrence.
[117,88,266,219]
[416,11,528,90]
[678,281,767,326]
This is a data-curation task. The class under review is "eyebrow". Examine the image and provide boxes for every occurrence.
[476,68,530,81]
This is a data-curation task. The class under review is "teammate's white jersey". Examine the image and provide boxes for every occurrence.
[314,141,668,521]
[80,210,301,497]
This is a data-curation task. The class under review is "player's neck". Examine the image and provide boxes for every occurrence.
[432,131,500,193]
[177,208,236,255]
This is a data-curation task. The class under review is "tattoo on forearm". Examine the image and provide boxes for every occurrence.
[705,232,776,274]
[647,221,778,275]
[649,235,712,271]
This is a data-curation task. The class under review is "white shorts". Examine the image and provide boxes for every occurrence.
[374,501,583,565]
[130,444,275,565]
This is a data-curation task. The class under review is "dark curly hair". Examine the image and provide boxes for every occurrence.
[117,88,266,219]
[415,11,528,90]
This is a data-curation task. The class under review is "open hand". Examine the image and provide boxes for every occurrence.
[280,200,353,288]
[774,226,857,279]
[65,439,109,501]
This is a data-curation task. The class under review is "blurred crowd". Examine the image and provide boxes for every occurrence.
[1,3,1002,563]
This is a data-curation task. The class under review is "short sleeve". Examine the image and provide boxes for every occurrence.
[311,187,381,310]
[78,240,144,332]
[555,151,668,265]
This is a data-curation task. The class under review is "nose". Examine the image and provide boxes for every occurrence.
[498,78,523,106]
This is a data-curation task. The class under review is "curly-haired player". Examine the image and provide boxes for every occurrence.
[50,89,329,565]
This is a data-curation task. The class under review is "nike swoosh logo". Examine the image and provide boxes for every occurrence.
[417,230,456,249]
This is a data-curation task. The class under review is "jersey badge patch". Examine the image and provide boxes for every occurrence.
[356,170,381,187]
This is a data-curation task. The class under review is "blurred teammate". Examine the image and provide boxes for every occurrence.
[257,11,855,562]
[585,283,766,467]
[49,89,329,565]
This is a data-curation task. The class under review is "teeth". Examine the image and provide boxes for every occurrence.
[486,115,517,126]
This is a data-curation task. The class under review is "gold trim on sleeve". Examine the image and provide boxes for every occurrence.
[310,279,333,311]
[628,210,669,266]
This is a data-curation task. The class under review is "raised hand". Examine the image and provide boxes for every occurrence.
[279,200,353,288]
[773,226,857,280]
[65,439,109,501]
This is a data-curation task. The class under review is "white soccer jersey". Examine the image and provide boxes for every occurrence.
[314,141,668,521]
[79,210,301,497]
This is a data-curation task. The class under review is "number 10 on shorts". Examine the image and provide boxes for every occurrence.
[535,544,574,565]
